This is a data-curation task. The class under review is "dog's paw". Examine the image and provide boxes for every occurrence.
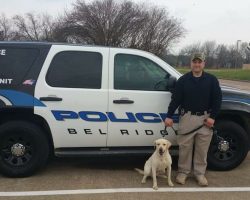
[153,185,158,190]
[141,180,146,184]
[168,182,174,187]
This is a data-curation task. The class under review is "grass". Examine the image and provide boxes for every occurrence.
[176,68,250,81]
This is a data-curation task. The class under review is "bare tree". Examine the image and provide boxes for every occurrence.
[178,41,246,69]
[176,42,203,67]
[1,0,185,56]
[56,0,185,56]
[128,6,185,55]
[0,14,13,41]
[12,13,56,41]
[165,40,250,68]
[179,42,202,56]
[239,42,250,63]
[201,41,216,67]
[228,45,244,69]
[54,0,144,44]
[215,44,229,68]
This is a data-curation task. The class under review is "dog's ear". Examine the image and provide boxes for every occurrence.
[154,140,157,149]
[166,141,172,149]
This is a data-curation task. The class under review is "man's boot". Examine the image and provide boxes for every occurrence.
[195,175,208,186]
[176,173,188,185]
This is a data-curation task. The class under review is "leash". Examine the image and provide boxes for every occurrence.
[162,119,224,142]
[211,127,224,142]
[163,124,204,136]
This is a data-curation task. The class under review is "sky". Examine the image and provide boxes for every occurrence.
[1,0,250,53]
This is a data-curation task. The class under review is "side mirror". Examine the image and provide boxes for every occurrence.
[167,75,177,93]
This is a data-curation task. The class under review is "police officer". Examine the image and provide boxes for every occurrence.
[165,53,222,186]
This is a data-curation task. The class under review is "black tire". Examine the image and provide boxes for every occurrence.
[207,120,249,171]
[0,121,49,177]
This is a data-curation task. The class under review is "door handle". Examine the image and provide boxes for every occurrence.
[113,99,134,104]
[39,97,63,101]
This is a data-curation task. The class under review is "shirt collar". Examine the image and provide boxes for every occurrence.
[188,70,207,80]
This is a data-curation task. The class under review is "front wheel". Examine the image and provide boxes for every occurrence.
[0,121,49,177]
[207,120,249,171]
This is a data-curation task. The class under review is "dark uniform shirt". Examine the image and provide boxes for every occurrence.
[167,71,222,119]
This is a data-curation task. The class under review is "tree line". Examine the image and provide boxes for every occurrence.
[164,41,250,68]
[1,0,249,68]
[0,0,185,56]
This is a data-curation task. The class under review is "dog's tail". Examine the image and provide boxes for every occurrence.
[134,168,144,175]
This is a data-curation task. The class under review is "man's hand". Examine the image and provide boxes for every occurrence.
[165,118,173,127]
[204,118,215,128]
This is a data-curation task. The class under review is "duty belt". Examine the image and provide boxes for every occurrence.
[180,108,210,116]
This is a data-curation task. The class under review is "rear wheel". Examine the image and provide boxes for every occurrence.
[0,121,49,177]
[208,120,249,170]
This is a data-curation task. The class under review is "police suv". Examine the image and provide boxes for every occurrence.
[0,42,250,177]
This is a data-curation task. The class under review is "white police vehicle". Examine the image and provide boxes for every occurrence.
[0,42,249,177]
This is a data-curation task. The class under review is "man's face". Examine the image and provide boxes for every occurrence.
[191,59,205,73]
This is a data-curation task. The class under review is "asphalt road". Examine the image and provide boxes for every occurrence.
[0,153,250,200]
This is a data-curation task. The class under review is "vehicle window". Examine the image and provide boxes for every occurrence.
[0,47,39,85]
[46,51,102,89]
[114,54,170,91]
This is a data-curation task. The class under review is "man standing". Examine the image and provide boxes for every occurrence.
[165,53,222,186]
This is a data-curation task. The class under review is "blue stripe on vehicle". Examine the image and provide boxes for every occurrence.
[172,114,180,123]
[223,97,250,104]
[160,113,179,123]
[0,89,46,107]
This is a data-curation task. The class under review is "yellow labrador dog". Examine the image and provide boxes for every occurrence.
[135,138,174,190]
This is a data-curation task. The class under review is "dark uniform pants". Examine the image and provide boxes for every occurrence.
[177,111,213,176]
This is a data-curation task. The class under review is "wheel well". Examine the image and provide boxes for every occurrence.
[217,111,250,147]
[0,108,54,155]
